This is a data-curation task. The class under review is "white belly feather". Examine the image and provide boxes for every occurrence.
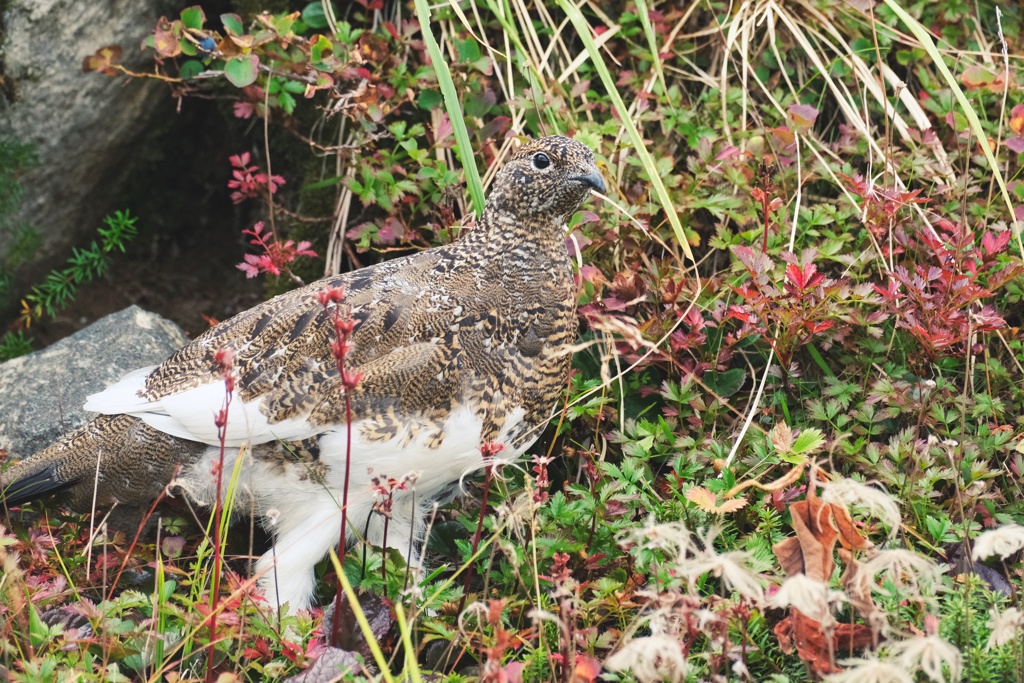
[87,370,533,611]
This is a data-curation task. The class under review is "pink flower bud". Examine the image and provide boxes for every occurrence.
[337,317,357,335]
[480,441,505,458]
[341,369,363,390]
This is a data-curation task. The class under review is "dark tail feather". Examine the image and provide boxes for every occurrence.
[1,414,205,513]
[1,464,73,507]
[0,420,100,510]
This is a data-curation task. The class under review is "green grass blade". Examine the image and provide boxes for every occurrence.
[882,0,1023,258]
[557,0,696,265]
[633,0,667,98]
[393,598,424,683]
[413,0,486,216]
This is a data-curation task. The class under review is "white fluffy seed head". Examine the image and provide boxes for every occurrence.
[888,634,962,683]
[824,656,915,683]
[626,522,765,603]
[606,635,688,683]
[820,478,902,537]
[973,524,1024,561]
[987,607,1024,648]
[862,549,945,598]
[769,574,845,624]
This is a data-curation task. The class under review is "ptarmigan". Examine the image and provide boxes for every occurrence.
[0,135,604,612]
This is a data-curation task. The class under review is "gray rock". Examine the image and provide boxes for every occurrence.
[284,647,363,683]
[0,306,187,457]
[0,0,184,281]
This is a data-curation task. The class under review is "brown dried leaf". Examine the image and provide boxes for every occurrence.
[839,548,883,631]
[153,17,182,58]
[686,486,747,514]
[82,45,123,76]
[686,486,717,511]
[216,36,241,57]
[770,422,794,453]
[773,537,804,577]
[774,615,795,654]
[775,610,874,675]
[788,496,838,582]
[770,126,796,146]
[716,498,748,513]
[831,502,873,551]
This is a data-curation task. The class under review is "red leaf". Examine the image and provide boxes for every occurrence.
[785,263,824,293]
[788,104,819,128]
[961,64,1000,90]
[982,230,1011,257]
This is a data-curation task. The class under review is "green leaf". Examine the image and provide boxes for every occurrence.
[464,90,495,118]
[224,54,259,88]
[310,34,331,60]
[160,579,177,602]
[302,2,329,29]
[28,603,48,648]
[221,13,244,36]
[705,368,745,398]
[273,12,298,36]
[179,59,204,80]
[896,48,926,66]
[417,89,442,111]
[300,175,342,192]
[455,38,481,64]
[791,428,825,454]
[849,37,874,58]
[278,91,296,114]
[180,6,206,30]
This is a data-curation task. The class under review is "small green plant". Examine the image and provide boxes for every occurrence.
[0,210,139,361]
[0,138,40,310]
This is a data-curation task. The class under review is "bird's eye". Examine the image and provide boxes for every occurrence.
[532,152,551,170]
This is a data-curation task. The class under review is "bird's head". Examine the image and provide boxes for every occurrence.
[487,136,605,221]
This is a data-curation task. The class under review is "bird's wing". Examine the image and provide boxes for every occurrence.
[83,248,477,448]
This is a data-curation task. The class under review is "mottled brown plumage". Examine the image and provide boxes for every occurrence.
[0,135,604,611]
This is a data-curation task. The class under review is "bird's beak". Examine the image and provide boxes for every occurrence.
[569,169,606,195]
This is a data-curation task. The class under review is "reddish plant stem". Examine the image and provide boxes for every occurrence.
[330,390,353,648]
[316,286,359,648]
[381,504,390,585]
[459,442,502,613]
[760,189,771,254]
[207,433,227,682]
[458,463,493,612]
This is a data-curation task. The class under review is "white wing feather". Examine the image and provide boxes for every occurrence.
[84,370,318,447]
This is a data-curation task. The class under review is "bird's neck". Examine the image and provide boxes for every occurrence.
[464,205,567,257]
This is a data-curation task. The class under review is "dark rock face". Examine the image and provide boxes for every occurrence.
[0,0,184,283]
[0,306,188,457]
